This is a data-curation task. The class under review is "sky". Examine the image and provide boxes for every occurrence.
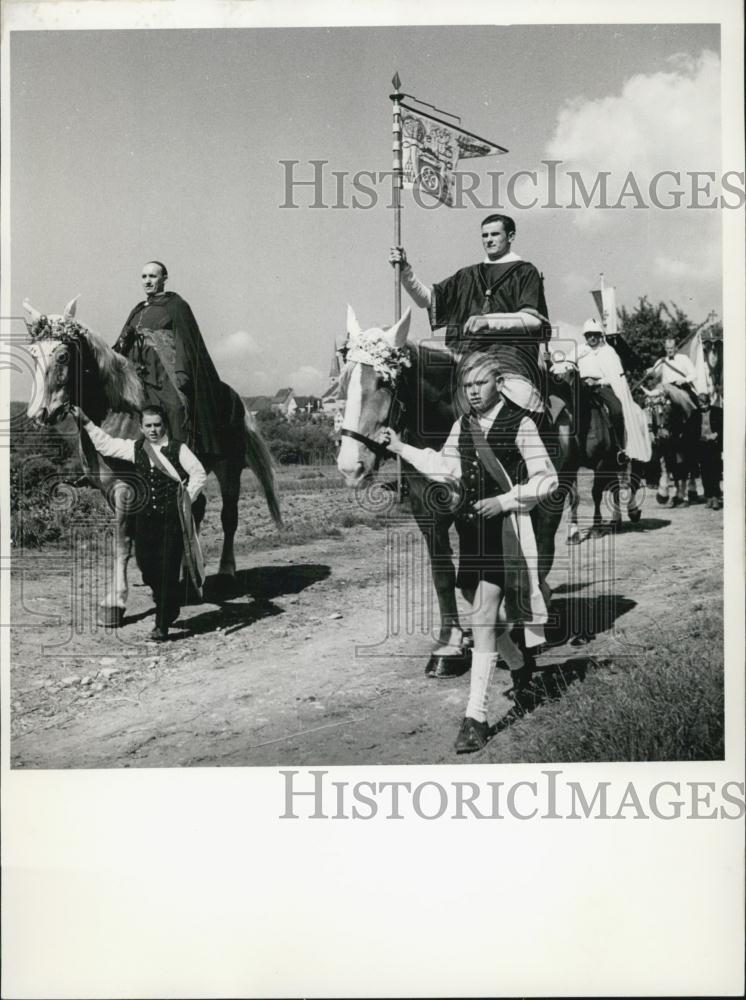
[9,22,724,400]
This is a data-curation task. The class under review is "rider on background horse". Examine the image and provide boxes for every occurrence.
[642,336,705,408]
[576,318,630,464]
[114,261,226,461]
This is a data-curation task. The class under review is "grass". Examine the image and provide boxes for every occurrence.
[491,613,724,762]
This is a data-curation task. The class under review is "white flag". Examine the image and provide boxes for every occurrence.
[677,329,709,395]
[591,284,618,335]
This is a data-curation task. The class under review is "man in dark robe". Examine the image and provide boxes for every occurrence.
[389,214,551,398]
[113,261,225,459]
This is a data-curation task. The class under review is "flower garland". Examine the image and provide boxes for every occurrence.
[346,330,412,385]
[27,315,81,343]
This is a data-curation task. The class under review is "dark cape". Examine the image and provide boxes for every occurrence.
[115,291,226,458]
[429,260,550,389]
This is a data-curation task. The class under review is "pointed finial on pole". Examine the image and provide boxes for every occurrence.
[392,71,401,91]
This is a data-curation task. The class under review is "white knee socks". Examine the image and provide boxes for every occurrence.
[465,631,525,722]
[465,652,499,722]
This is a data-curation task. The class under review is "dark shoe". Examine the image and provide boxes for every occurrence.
[508,661,535,714]
[425,650,471,678]
[454,716,490,754]
[711,497,723,510]
[510,663,534,695]
[667,496,683,509]
[148,626,168,642]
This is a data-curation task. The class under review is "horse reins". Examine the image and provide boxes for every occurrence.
[339,374,408,462]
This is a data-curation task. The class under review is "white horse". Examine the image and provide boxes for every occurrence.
[23,296,281,626]
[336,306,569,676]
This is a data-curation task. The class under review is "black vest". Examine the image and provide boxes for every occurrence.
[457,401,527,517]
[134,438,187,517]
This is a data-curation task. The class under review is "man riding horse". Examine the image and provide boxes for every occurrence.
[114,261,226,461]
[386,214,558,669]
[643,336,704,409]
[575,318,651,467]
[389,213,551,401]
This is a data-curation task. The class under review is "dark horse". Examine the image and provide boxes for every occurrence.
[549,361,644,542]
[24,296,281,626]
[645,382,702,509]
[336,307,572,676]
[701,331,723,508]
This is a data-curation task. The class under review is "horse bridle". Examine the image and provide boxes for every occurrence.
[339,368,408,461]
[45,335,89,423]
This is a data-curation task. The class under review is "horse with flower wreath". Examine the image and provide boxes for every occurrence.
[336,306,573,676]
[23,296,281,627]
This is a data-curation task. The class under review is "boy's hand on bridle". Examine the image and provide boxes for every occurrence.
[68,405,90,427]
[378,427,404,454]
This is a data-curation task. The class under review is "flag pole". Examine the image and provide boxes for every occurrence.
[391,71,403,321]
[390,72,403,500]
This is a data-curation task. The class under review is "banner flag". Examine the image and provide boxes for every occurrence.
[329,346,341,379]
[591,284,618,335]
[676,328,709,395]
[400,103,507,207]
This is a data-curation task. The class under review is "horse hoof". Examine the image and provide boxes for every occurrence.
[628,508,642,523]
[667,497,683,509]
[566,534,582,545]
[98,605,124,629]
[655,494,668,505]
[425,651,471,678]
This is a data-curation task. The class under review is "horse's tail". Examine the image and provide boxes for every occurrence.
[243,408,283,527]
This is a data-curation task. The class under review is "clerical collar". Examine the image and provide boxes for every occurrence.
[482,251,522,265]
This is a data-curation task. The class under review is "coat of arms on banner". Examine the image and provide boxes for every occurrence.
[401,108,505,206]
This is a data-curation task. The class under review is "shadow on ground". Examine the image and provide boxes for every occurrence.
[544,591,637,647]
[568,516,672,542]
[178,562,332,637]
[489,654,612,739]
[615,516,672,534]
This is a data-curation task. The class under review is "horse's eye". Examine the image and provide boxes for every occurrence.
[57,350,69,364]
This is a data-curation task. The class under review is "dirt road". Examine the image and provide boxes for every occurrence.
[10,471,723,767]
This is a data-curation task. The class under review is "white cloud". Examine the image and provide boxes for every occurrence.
[287,365,326,395]
[509,50,722,235]
[214,329,261,360]
[214,331,265,394]
[547,50,720,177]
